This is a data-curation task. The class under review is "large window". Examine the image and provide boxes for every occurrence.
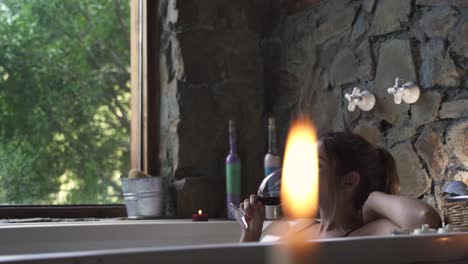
[0,0,130,205]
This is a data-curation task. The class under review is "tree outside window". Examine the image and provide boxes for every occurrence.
[0,0,130,205]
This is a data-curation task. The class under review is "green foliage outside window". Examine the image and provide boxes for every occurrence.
[0,0,130,204]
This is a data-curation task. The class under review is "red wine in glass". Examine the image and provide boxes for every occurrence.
[257,169,281,205]
[230,169,282,229]
[257,195,281,206]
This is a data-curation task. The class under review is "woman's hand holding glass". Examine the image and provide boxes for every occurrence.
[239,195,265,242]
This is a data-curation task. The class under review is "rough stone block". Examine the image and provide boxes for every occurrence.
[374,39,415,124]
[433,184,443,213]
[351,11,369,41]
[318,34,348,69]
[177,0,269,33]
[419,7,459,39]
[420,40,460,88]
[450,22,468,58]
[285,34,316,79]
[416,0,468,7]
[446,119,468,168]
[390,141,431,197]
[353,122,385,147]
[387,126,417,147]
[315,7,356,44]
[178,30,260,84]
[410,91,442,126]
[344,109,360,128]
[355,40,374,81]
[370,0,411,35]
[440,100,468,119]
[303,88,344,134]
[409,21,427,43]
[329,48,358,86]
[281,9,314,43]
[415,127,449,181]
[453,170,468,185]
[363,0,376,13]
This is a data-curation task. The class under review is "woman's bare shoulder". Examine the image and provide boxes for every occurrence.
[349,219,398,237]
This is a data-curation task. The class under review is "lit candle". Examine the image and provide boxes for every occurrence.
[272,116,320,264]
[281,117,319,219]
[192,209,209,222]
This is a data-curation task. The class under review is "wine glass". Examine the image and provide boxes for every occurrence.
[229,169,282,229]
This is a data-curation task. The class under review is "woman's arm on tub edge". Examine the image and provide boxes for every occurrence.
[363,191,442,230]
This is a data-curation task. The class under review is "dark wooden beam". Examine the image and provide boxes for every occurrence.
[143,0,161,176]
[130,0,161,176]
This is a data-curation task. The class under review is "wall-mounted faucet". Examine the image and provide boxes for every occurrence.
[344,87,376,112]
[387,77,420,104]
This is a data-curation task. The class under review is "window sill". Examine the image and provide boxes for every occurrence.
[0,205,127,219]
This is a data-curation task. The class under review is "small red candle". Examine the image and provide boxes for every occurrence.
[192,209,208,221]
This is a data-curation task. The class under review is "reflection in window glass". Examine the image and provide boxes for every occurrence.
[0,0,130,204]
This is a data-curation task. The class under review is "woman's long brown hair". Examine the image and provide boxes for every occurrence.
[319,132,400,220]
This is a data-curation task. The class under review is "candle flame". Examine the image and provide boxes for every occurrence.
[198,210,202,215]
[281,117,319,219]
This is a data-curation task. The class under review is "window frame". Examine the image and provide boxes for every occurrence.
[0,0,160,219]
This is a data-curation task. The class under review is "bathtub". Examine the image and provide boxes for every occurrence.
[0,219,241,254]
[0,219,467,264]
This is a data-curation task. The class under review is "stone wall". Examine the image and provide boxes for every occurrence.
[267,0,468,212]
[158,0,278,217]
[158,0,467,217]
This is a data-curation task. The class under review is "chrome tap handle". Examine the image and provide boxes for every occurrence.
[345,87,361,112]
[387,77,420,104]
[387,86,404,104]
[345,87,375,112]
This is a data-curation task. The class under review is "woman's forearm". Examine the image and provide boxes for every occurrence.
[365,191,441,229]
[240,230,260,242]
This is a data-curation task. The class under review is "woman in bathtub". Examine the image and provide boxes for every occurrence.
[240,132,441,242]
